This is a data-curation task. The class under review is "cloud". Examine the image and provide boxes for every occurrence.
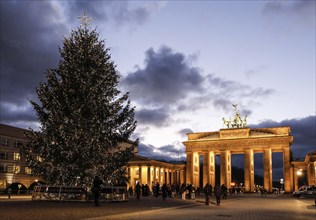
[121,46,205,107]
[137,142,186,161]
[208,74,274,114]
[121,45,275,127]
[262,0,315,15]
[0,102,36,122]
[135,107,170,127]
[1,2,65,104]
[262,0,315,28]
[0,1,156,127]
[178,128,194,138]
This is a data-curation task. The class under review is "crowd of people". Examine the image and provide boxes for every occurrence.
[128,182,182,199]
[126,181,242,206]
[92,175,244,207]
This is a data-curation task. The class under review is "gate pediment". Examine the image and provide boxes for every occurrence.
[219,128,250,139]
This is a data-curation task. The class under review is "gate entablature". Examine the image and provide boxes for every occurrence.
[184,127,293,152]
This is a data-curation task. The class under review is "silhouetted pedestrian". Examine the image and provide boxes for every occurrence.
[92,176,103,206]
[162,183,168,200]
[128,186,133,197]
[135,182,141,199]
[7,187,12,199]
[154,182,160,197]
[221,184,227,199]
[203,183,212,205]
[214,185,221,205]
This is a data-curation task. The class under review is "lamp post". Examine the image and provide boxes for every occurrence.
[280,178,284,194]
[18,184,22,195]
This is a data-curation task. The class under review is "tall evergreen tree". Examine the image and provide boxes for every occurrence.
[24,18,137,186]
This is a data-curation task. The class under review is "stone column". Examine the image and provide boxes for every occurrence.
[186,152,193,184]
[147,166,152,189]
[153,166,157,184]
[138,166,142,184]
[193,152,200,187]
[244,149,254,193]
[209,151,215,187]
[220,150,231,187]
[166,169,170,184]
[293,167,299,191]
[307,162,316,185]
[175,171,179,185]
[157,167,161,184]
[203,151,215,187]
[161,168,165,184]
[180,170,185,184]
[263,149,272,192]
[283,147,291,193]
[202,150,209,187]
[127,167,131,189]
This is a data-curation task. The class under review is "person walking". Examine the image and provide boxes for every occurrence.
[162,183,168,200]
[135,182,141,200]
[128,186,133,197]
[7,187,12,199]
[181,183,186,200]
[154,182,160,197]
[221,184,227,199]
[214,185,221,206]
[203,183,212,205]
[92,176,103,206]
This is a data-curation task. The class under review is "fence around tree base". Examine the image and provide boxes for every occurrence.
[32,186,128,202]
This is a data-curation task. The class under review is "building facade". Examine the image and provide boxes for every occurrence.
[0,124,185,190]
[127,155,185,191]
[1,123,315,192]
[0,124,41,189]
[291,152,316,191]
[183,126,315,193]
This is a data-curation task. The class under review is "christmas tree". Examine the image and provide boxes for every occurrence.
[24,14,137,186]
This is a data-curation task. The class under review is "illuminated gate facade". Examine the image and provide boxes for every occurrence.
[183,127,294,193]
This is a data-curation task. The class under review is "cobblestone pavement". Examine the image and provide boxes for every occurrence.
[0,193,315,220]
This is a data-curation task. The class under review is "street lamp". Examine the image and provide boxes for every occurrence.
[296,169,302,176]
[18,184,22,194]
[280,178,284,193]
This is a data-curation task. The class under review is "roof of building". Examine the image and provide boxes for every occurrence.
[0,123,29,139]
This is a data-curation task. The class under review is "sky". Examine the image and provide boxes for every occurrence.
[1,1,315,178]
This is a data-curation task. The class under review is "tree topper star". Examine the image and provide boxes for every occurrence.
[78,12,93,28]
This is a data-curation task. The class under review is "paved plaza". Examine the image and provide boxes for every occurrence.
[0,193,315,220]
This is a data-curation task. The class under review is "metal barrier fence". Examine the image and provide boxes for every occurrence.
[32,186,87,201]
[32,186,128,202]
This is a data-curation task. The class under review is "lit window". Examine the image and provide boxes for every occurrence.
[25,167,32,174]
[14,165,20,174]
[13,153,20,160]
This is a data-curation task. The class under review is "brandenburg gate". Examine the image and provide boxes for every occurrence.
[182,106,294,193]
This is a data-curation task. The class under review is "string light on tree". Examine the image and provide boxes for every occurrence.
[24,14,137,186]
